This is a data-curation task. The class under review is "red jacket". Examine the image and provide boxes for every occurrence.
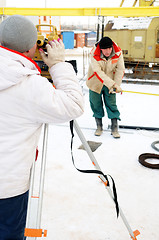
[86,42,125,94]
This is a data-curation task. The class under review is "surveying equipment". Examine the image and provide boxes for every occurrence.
[25,124,48,239]
[25,120,140,239]
[33,24,78,79]
[33,24,59,79]
[71,120,140,240]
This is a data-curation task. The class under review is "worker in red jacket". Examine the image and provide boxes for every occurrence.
[87,36,125,138]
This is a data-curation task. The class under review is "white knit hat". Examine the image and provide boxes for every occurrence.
[0,15,37,53]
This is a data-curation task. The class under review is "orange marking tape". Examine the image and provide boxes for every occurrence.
[43,229,47,237]
[25,228,42,237]
[25,228,47,237]
[98,176,108,186]
[92,161,96,166]
[130,230,140,239]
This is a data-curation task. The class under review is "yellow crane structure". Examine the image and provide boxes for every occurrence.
[0,6,159,17]
[120,0,155,7]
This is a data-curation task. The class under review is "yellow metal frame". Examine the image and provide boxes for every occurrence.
[120,0,154,7]
[120,0,125,7]
[0,7,159,17]
[133,0,138,6]
[139,0,154,6]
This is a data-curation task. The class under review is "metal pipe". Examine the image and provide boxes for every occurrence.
[102,16,104,38]
[96,16,100,42]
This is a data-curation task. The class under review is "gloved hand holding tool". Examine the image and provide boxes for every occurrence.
[39,39,65,68]
[109,83,122,94]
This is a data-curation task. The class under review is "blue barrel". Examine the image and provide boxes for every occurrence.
[85,31,97,47]
[61,31,74,49]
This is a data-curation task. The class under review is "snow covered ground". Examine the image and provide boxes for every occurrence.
[32,51,159,240]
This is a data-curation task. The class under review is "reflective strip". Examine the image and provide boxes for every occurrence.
[111,59,118,64]
[94,72,104,83]
[88,72,104,83]
[88,73,95,80]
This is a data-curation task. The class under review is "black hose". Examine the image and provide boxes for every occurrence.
[138,153,159,169]
[151,140,159,152]
[119,125,159,131]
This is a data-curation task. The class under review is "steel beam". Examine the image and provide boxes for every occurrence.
[0,7,159,17]
[120,0,125,7]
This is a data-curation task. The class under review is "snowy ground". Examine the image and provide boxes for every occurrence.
[32,50,159,240]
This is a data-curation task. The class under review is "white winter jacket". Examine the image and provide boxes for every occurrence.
[0,46,84,199]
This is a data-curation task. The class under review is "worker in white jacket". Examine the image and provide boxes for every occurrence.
[0,15,84,240]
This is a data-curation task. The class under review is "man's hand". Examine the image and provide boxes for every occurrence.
[109,83,122,94]
[39,39,65,68]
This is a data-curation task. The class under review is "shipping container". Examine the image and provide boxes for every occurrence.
[85,31,97,47]
[104,17,159,64]
[61,31,74,49]
[74,33,85,48]
[104,17,159,79]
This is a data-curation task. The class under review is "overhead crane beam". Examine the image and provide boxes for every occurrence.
[0,7,159,17]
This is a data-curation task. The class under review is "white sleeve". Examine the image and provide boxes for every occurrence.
[28,62,84,124]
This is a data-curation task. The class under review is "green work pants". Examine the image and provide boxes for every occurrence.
[89,85,120,120]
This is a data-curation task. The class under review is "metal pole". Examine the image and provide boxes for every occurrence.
[25,160,36,229]
[36,124,49,227]
[73,119,139,240]
[25,124,48,239]
[102,16,104,38]
[96,16,100,42]
[83,48,85,78]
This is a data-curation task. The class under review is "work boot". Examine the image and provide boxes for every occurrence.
[95,118,103,136]
[111,118,120,138]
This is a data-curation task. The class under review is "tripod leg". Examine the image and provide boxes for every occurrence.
[73,120,139,240]
[25,124,48,239]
